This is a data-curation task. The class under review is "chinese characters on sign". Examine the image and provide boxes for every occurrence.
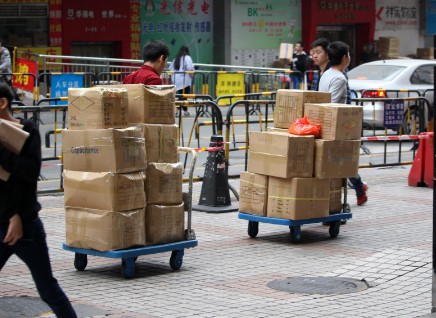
[216,73,245,105]
[51,74,84,105]
[318,0,371,20]
[49,0,62,46]
[130,0,141,60]
[384,6,417,25]
[12,58,37,92]
[384,100,405,128]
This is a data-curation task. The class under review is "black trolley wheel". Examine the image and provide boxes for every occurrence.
[329,221,341,239]
[170,250,184,270]
[74,253,87,271]
[247,221,259,238]
[121,257,136,279]
[289,226,302,243]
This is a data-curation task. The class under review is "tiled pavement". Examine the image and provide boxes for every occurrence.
[1,165,435,318]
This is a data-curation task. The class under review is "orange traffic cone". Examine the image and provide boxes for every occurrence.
[408,132,433,188]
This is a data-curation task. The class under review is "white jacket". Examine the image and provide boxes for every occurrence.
[169,55,194,91]
[0,47,12,81]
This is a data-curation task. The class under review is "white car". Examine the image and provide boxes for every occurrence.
[348,59,436,133]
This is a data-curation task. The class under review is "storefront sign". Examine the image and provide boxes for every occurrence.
[18,47,62,71]
[50,74,83,105]
[231,0,301,67]
[49,0,62,46]
[376,0,419,31]
[140,0,213,64]
[12,58,37,92]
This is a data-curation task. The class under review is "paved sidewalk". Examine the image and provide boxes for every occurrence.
[1,165,435,318]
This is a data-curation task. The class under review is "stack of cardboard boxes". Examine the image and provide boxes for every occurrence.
[239,89,363,220]
[63,84,185,251]
[378,37,400,59]
[416,48,434,60]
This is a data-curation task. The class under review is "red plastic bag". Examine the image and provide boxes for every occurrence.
[288,115,321,138]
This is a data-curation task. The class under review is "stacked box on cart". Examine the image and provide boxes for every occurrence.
[146,162,183,205]
[239,172,268,216]
[146,203,185,245]
[65,207,146,251]
[248,131,314,178]
[68,87,128,130]
[304,103,363,140]
[273,89,331,129]
[64,170,146,211]
[62,126,147,173]
[98,84,176,125]
[329,178,343,214]
[143,124,179,163]
[267,177,330,220]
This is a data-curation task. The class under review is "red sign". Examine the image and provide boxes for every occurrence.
[13,58,37,92]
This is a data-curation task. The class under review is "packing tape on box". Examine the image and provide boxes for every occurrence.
[269,195,330,201]
[240,178,267,188]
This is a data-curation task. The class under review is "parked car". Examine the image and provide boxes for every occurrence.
[348,59,436,133]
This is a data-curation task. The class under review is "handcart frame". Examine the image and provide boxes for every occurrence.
[238,179,352,243]
[63,147,199,278]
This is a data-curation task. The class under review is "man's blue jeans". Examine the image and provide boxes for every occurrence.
[0,217,77,318]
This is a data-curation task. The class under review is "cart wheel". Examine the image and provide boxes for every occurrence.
[170,250,184,270]
[289,226,302,243]
[247,221,259,238]
[74,253,87,271]
[329,221,341,239]
[121,257,136,279]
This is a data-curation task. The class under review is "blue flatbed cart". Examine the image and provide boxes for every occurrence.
[239,212,352,243]
[62,147,199,279]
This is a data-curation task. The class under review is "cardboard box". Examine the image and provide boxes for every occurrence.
[314,140,360,179]
[68,87,128,130]
[98,84,175,124]
[248,131,314,178]
[279,43,293,60]
[329,178,343,214]
[239,172,268,216]
[267,177,330,220]
[65,207,146,251]
[62,126,147,173]
[144,124,178,163]
[64,170,146,211]
[146,204,185,245]
[0,120,29,181]
[0,119,29,154]
[146,163,183,204]
[273,90,331,129]
[304,103,363,140]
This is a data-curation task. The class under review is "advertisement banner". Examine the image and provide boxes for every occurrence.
[428,0,436,35]
[140,0,213,64]
[18,47,62,71]
[230,0,302,67]
[375,0,419,31]
[12,58,38,92]
[384,100,405,129]
[50,74,84,105]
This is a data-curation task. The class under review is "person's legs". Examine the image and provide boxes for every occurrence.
[349,175,368,206]
[12,218,77,318]
[0,225,14,270]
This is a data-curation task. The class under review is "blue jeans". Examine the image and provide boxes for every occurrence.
[0,217,77,318]
[349,175,364,193]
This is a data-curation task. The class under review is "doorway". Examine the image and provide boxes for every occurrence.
[316,25,356,68]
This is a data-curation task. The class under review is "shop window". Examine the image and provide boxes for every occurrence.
[0,4,48,47]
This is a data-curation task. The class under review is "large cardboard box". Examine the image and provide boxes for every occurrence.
[146,163,183,205]
[239,172,268,216]
[146,204,185,245]
[62,126,147,173]
[0,120,29,181]
[99,84,175,125]
[64,170,146,211]
[144,124,178,163]
[304,103,363,140]
[248,131,314,178]
[329,178,343,214]
[267,177,330,220]
[68,87,128,130]
[273,90,331,129]
[279,43,293,60]
[314,140,360,179]
[65,207,146,251]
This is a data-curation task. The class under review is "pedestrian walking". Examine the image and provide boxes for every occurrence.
[123,40,170,85]
[169,45,195,117]
[0,82,77,317]
[315,40,368,206]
